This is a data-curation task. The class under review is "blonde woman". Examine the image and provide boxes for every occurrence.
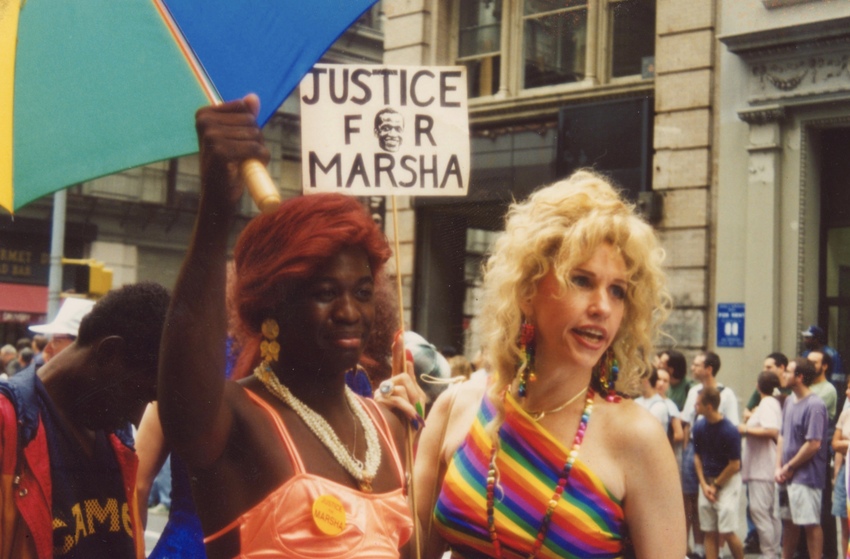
[414,171,684,559]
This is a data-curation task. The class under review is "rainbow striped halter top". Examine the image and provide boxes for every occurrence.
[434,390,626,558]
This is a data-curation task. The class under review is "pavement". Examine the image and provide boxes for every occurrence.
[144,506,169,556]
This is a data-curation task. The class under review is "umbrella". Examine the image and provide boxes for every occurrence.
[1,0,378,213]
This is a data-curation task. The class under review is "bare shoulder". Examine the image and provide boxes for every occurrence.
[231,376,264,412]
[604,399,685,558]
[227,377,295,445]
[597,398,670,458]
[425,374,489,460]
[430,374,487,418]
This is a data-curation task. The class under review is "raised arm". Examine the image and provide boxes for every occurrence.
[158,96,269,467]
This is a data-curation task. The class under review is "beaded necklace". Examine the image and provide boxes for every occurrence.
[486,386,596,558]
[253,362,382,492]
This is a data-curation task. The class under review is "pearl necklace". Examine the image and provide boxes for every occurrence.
[254,363,381,492]
[487,386,595,558]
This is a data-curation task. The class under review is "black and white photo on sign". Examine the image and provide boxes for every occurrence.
[299,64,470,197]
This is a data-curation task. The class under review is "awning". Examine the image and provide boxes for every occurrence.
[0,283,47,323]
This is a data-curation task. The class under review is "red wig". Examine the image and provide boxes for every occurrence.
[231,193,392,379]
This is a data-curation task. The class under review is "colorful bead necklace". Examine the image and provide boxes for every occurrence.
[486,386,596,558]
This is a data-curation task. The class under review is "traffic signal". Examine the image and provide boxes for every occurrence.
[61,258,113,298]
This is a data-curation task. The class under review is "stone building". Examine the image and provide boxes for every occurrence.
[716,0,850,392]
[383,0,718,367]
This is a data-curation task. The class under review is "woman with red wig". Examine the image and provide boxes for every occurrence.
[158,95,423,559]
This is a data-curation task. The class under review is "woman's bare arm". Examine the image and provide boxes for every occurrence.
[619,407,686,559]
[413,385,454,559]
[158,96,269,467]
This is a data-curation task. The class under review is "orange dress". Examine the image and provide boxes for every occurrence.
[204,390,413,558]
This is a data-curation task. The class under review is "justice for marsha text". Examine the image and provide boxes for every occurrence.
[299,65,469,197]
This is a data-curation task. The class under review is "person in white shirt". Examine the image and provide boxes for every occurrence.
[635,368,670,431]
[739,371,782,559]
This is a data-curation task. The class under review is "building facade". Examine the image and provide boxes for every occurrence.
[716,0,850,391]
[383,0,719,369]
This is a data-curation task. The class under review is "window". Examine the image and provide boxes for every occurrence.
[457,0,655,98]
[354,2,383,33]
[523,0,588,88]
[608,0,655,78]
[458,0,503,97]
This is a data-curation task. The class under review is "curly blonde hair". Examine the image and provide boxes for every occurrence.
[480,170,670,431]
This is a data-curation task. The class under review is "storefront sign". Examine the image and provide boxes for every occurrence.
[2,311,46,324]
[300,65,470,196]
[0,238,50,285]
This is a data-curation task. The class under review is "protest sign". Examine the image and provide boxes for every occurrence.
[300,64,469,196]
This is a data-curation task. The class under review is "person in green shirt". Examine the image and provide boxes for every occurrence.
[661,349,691,411]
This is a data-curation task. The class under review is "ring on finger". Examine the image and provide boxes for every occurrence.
[379,380,394,395]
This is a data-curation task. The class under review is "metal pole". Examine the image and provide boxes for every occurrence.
[47,190,67,320]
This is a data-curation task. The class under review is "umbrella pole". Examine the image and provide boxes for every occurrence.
[241,160,281,213]
[209,98,281,213]
[390,196,422,559]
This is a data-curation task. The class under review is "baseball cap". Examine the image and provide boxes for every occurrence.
[29,298,95,337]
[404,331,451,402]
[801,325,824,339]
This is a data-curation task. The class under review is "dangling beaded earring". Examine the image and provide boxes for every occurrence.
[260,318,280,364]
[595,348,621,402]
[517,321,537,397]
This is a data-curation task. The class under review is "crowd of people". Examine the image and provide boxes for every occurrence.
[636,338,846,559]
[0,94,844,559]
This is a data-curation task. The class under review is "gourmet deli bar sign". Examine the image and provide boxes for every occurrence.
[300,64,469,196]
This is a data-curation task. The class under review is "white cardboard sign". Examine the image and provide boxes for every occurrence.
[299,64,469,197]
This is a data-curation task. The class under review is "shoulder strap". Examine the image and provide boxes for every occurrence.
[244,389,305,474]
[360,397,406,486]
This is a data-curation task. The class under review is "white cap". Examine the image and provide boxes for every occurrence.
[29,298,95,337]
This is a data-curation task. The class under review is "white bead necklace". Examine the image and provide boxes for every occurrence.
[254,363,382,492]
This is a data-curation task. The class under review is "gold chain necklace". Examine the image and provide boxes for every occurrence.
[519,384,589,422]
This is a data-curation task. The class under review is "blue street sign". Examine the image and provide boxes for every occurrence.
[717,303,745,348]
